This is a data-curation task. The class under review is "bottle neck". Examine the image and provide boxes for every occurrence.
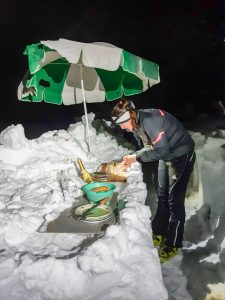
[77,159,85,172]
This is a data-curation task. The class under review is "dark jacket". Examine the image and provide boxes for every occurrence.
[134,109,195,162]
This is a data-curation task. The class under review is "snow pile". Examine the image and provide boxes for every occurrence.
[1,116,224,300]
[0,118,167,300]
[0,124,28,150]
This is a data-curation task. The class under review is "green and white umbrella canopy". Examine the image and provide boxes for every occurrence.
[18,39,160,151]
[18,39,160,105]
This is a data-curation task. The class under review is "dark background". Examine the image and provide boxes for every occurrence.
[0,0,224,138]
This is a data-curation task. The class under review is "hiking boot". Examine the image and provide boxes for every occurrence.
[158,246,177,263]
[153,234,165,247]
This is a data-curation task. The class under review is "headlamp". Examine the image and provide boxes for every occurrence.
[112,111,131,125]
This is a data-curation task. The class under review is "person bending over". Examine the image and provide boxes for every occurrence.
[111,98,196,263]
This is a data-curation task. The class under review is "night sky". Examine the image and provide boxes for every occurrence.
[0,0,224,138]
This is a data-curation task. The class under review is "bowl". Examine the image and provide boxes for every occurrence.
[81,182,116,204]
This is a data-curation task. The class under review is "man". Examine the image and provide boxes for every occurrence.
[112,98,196,263]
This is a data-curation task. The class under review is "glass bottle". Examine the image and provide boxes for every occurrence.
[76,158,93,183]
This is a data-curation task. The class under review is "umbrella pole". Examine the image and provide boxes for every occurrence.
[79,64,91,152]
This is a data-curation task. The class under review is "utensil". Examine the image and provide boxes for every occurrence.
[76,197,110,221]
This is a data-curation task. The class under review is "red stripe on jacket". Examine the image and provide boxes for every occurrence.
[152,131,165,145]
[159,109,165,116]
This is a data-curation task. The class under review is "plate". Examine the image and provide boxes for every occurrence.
[73,204,112,222]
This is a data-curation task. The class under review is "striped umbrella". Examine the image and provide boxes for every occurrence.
[18,38,160,150]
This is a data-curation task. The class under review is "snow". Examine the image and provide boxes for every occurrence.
[0,113,225,300]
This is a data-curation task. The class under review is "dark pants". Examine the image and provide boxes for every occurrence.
[152,150,196,248]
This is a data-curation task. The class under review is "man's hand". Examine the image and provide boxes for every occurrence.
[122,154,137,168]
